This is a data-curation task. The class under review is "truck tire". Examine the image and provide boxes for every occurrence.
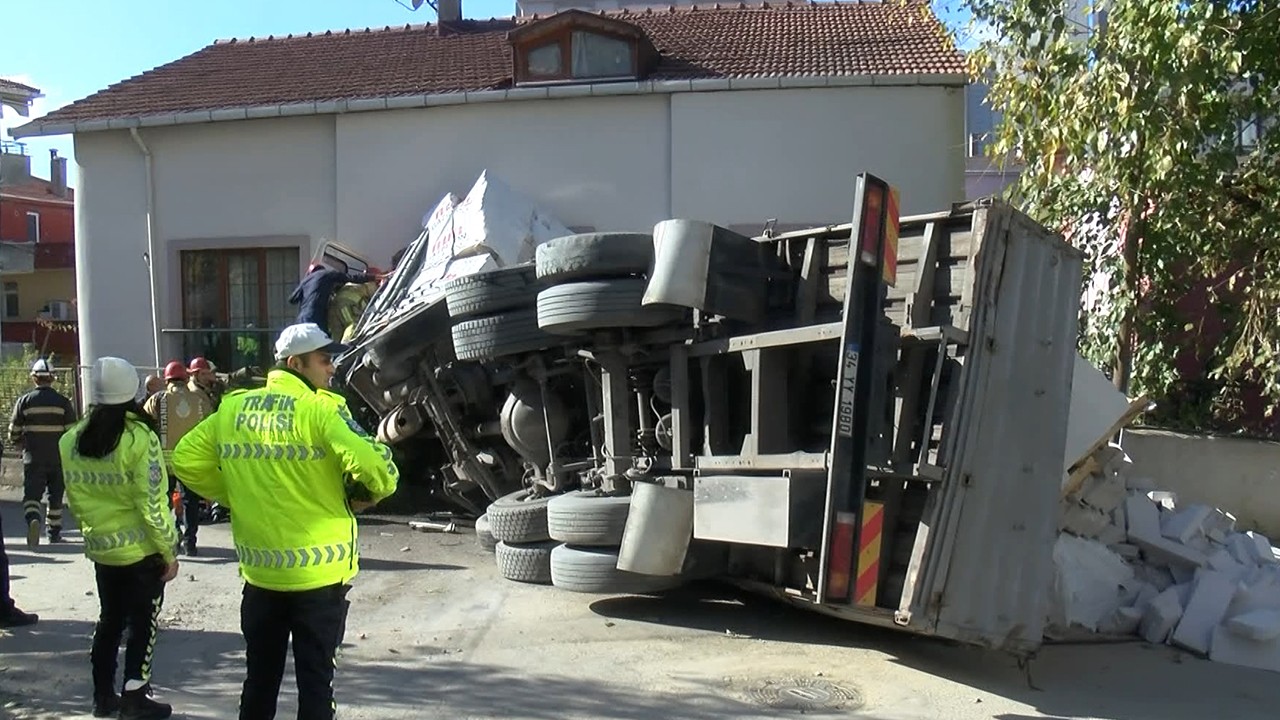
[547,490,631,546]
[495,541,556,584]
[536,279,684,335]
[475,513,498,553]
[451,310,558,362]
[486,488,552,543]
[535,233,653,282]
[443,266,540,321]
[550,545,685,594]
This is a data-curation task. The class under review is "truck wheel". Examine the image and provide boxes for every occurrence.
[536,279,684,335]
[486,488,552,543]
[443,266,540,321]
[550,545,685,594]
[535,233,653,282]
[475,513,498,553]
[547,490,631,546]
[495,541,556,584]
[451,310,559,362]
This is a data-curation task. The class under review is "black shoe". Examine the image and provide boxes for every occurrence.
[48,530,62,544]
[118,685,171,720]
[184,542,198,557]
[92,692,119,718]
[0,606,39,627]
[26,519,40,549]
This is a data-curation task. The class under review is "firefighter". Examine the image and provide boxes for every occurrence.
[327,280,379,344]
[8,358,77,547]
[142,361,213,556]
[172,322,398,720]
[289,263,380,336]
[187,357,223,409]
[60,357,180,720]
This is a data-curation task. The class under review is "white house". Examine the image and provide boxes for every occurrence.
[10,1,967,372]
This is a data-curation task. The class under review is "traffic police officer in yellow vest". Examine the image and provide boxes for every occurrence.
[171,323,398,720]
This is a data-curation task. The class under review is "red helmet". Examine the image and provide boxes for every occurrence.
[188,357,213,372]
[163,361,188,381]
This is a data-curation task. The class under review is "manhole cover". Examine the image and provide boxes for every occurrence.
[747,677,864,711]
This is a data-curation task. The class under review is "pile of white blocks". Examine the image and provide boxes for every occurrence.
[1053,442,1280,673]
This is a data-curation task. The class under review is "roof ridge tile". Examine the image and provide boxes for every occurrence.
[23,2,966,131]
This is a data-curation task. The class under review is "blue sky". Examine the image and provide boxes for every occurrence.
[1,0,971,188]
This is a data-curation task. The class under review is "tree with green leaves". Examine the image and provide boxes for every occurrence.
[964,0,1280,433]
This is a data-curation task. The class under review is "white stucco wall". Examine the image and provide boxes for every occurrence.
[671,86,966,224]
[73,131,152,368]
[71,84,964,368]
[335,95,671,265]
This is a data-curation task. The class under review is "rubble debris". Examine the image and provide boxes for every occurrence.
[1052,425,1280,674]
[409,520,458,534]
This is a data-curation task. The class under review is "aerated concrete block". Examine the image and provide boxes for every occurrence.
[1140,587,1185,644]
[1135,534,1209,571]
[1062,503,1113,538]
[1126,474,1157,492]
[1225,609,1280,642]
[1125,493,1162,542]
[1109,542,1141,560]
[1171,570,1240,655]
[1081,472,1128,515]
[1247,532,1277,565]
[1162,505,1214,545]
[1210,625,1280,673]
[1208,548,1251,585]
[1148,491,1178,511]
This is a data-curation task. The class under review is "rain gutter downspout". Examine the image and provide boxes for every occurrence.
[130,128,163,368]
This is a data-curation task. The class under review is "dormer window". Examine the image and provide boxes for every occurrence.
[510,10,657,85]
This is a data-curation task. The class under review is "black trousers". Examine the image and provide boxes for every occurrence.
[0,508,12,613]
[177,481,202,545]
[92,555,166,696]
[240,583,350,720]
[22,463,64,530]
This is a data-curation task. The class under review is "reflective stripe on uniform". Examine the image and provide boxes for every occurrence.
[66,469,130,486]
[218,443,328,461]
[235,542,354,569]
[85,528,148,552]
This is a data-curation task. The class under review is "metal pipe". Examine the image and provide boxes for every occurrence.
[129,128,163,368]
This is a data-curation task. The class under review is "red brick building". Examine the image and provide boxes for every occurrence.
[0,141,78,359]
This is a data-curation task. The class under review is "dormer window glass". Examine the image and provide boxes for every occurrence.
[571,32,632,78]
[527,42,563,76]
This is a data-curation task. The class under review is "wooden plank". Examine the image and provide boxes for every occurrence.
[909,222,940,329]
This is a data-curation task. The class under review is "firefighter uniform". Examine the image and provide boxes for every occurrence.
[9,360,77,545]
[172,362,398,719]
[143,378,214,554]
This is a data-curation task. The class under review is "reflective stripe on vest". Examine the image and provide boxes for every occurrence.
[66,469,130,486]
[85,527,148,552]
[235,542,354,569]
[217,443,328,461]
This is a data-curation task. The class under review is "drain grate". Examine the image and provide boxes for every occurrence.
[747,677,864,711]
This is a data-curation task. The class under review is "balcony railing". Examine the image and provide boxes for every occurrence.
[0,140,28,156]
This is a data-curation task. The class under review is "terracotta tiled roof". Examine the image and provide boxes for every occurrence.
[30,2,963,127]
[0,78,40,96]
[0,179,74,203]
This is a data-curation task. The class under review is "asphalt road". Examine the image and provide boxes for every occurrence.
[1,486,1275,720]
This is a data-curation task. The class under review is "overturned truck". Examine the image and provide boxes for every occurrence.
[337,175,1084,654]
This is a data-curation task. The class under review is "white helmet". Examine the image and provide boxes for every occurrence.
[93,357,140,406]
[30,358,54,377]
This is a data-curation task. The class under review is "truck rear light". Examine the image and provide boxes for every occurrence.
[825,511,857,601]
[857,184,885,267]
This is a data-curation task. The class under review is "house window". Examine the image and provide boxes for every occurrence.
[3,282,18,319]
[516,27,645,83]
[528,42,563,76]
[180,247,300,371]
[571,32,632,78]
[25,212,39,243]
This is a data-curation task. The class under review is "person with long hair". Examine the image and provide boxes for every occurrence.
[60,357,180,720]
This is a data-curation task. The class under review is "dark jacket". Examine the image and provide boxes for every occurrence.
[289,268,375,334]
[9,385,77,466]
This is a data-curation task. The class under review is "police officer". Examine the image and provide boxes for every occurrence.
[172,323,398,720]
[143,361,213,556]
[8,358,77,546]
